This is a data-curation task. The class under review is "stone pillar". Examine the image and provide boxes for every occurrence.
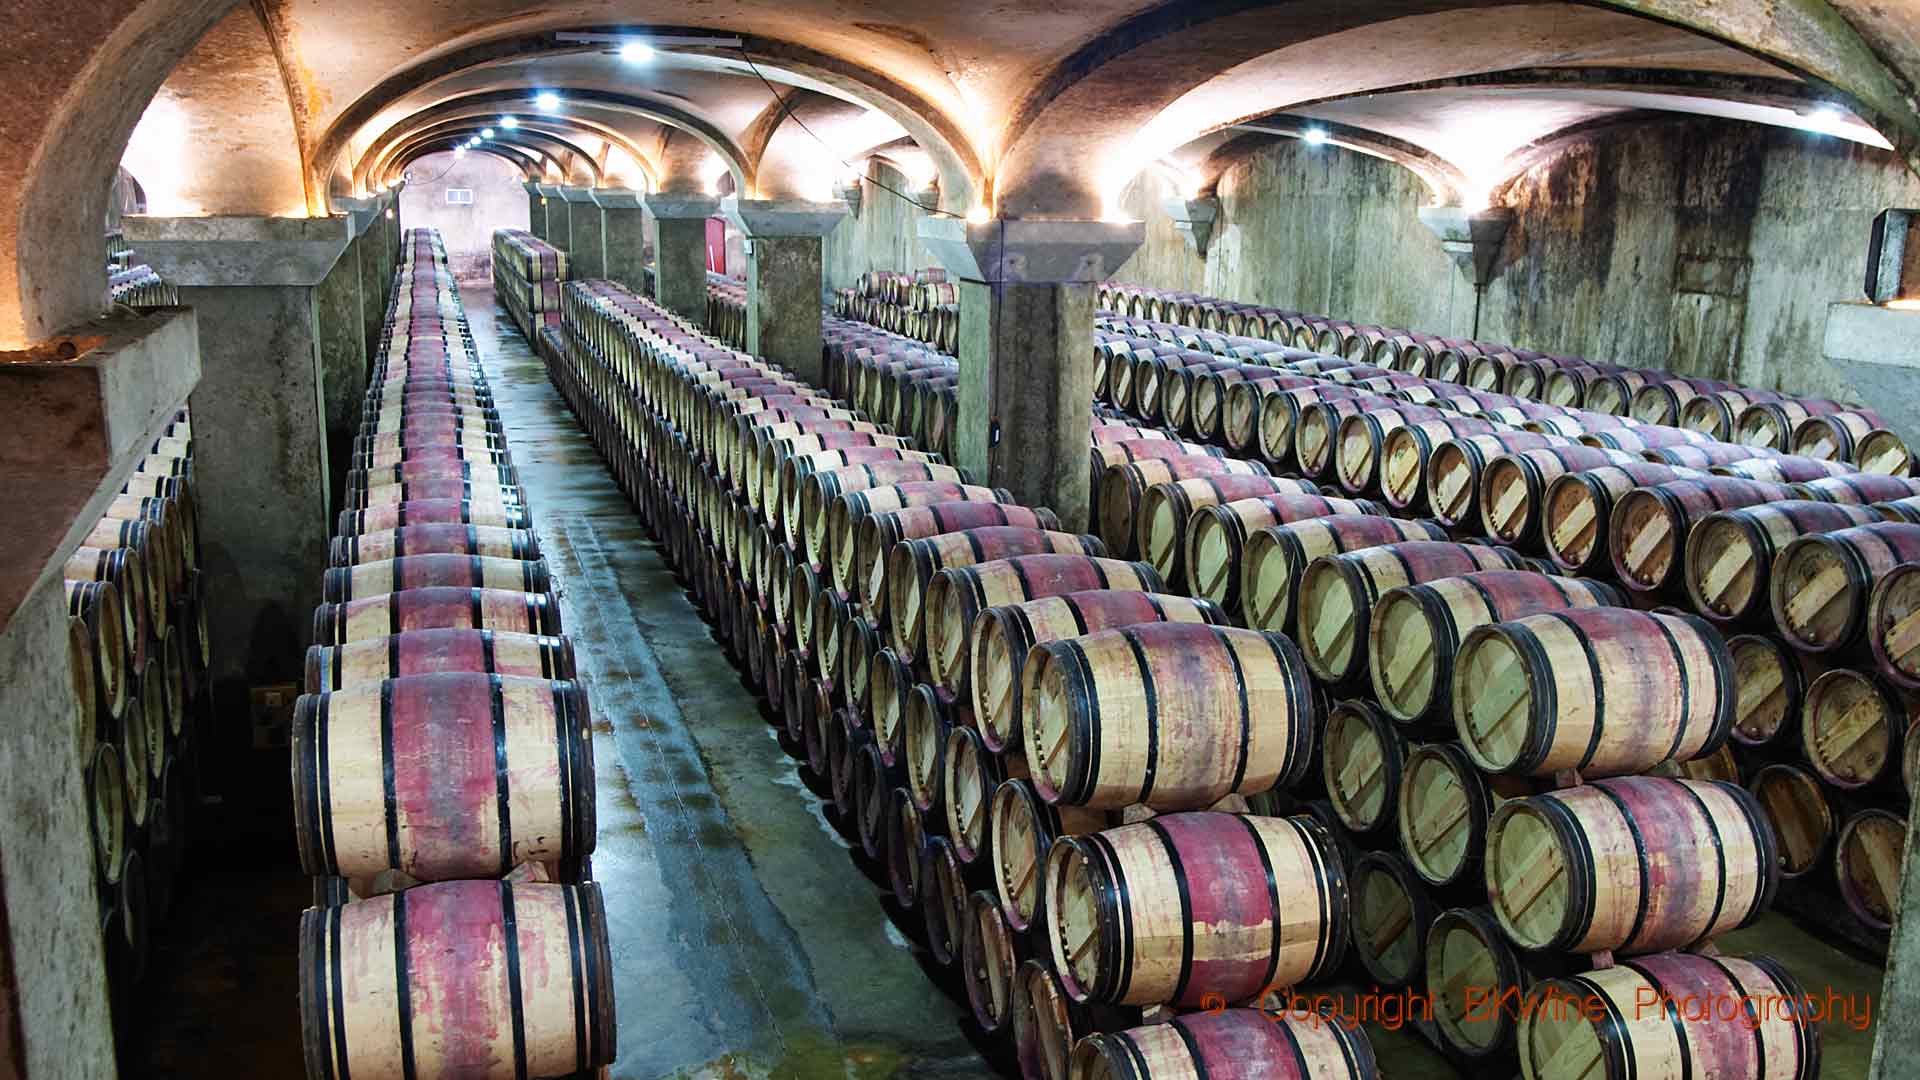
[539,183,569,256]
[646,192,719,320]
[120,214,357,722]
[525,181,549,240]
[724,198,847,384]
[561,186,604,279]
[919,217,1143,531]
[591,188,648,295]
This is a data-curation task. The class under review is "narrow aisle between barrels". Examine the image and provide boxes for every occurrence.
[463,283,980,1080]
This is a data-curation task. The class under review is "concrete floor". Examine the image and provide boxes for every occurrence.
[125,284,1889,1079]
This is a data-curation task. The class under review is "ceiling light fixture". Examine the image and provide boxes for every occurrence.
[482,127,496,139]
[620,41,656,62]
[555,30,744,48]
[536,92,561,111]
[500,116,519,129]
[1304,127,1329,145]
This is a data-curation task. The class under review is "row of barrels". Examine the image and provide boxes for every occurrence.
[107,264,177,308]
[65,404,207,1014]
[830,286,960,355]
[297,229,614,1080]
[705,274,747,350]
[1095,287,1909,474]
[492,229,569,339]
[823,329,959,461]
[552,273,1393,1077]
[1079,304,1846,1071]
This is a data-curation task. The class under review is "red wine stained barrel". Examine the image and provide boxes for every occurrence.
[1749,763,1834,879]
[1486,776,1775,954]
[1478,446,1639,546]
[1607,477,1795,594]
[1641,441,1777,470]
[1455,607,1732,778]
[303,629,575,692]
[1423,432,1572,531]
[1800,667,1912,792]
[1135,474,1320,587]
[1370,570,1625,726]
[971,590,1224,753]
[1096,455,1274,558]
[299,879,615,1080]
[1397,744,1545,889]
[1793,409,1881,462]
[1771,522,1920,651]
[887,527,1105,660]
[1376,417,1513,513]
[1711,453,1856,484]
[293,672,594,882]
[925,554,1163,696]
[338,498,531,536]
[1070,1008,1377,1079]
[321,554,550,603]
[1869,562,1920,689]
[1023,622,1316,810]
[1182,494,1386,612]
[795,461,972,553]
[1836,807,1904,931]
[1683,501,1882,624]
[1240,516,1447,637]
[851,501,1060,611]
[1538,462,1703,573]
[312,586,561,644]
[328,524,537,567]
[1045,812,1348,1007]
[1515,952,1813,1080]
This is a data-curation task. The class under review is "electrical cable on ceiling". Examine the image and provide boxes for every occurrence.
[739,50,957,218]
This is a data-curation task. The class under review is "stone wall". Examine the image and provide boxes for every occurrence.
[1114,117,1920,405]
[398,151,529,283]
[823,160,937,294]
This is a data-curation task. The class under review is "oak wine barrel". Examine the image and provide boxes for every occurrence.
[1749,763,1834,880]
[920,835,968,966]
[1725,633,1818,747]
[1350,850,1440,988]
[849,500,1057,610]
[1423,432,1571,530]
[64,579,128,721]
[1069,1008,1377,1080]
[1607,477,1795,593]
[1486,776,1775,954]
[1793,409,1881,462]
[1538,462,1703,573]
[337,498,531,536]
[1800,667,1910,792]
[963,889,1027,1032]
[1240,516,1447,638]
[945,727,1017,864]
[1869,562,1920,689]
[1023,622,1316,810]
[1095,456,1276,558]
[312,586,560,645]
[1771,522,1920,651]
[1684,500,1882,624]
[1397,743,1543,890]
[1790,473,1920,504]
[1857,429,1913,476]
[989,778,1113,933]
[887,527,1106,660]
[1478,446,1638,546]
[1012,960,1140,1080]
[1427,906,1580,1061]
[905,682,956,813]
[1045,812,1348,1006]
[1836,807,1904,931]
[1135,475,1319,585]
[329,524,538,567]
[303,629,575,692]
[1182,494,1386,612]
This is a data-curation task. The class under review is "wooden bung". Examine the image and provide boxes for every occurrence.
[1453,607,1733,778]
[1022,622,1317,811]
[1514,953,1812,1080]
[1045,812,1348,1007]
[1487,776,1775,955]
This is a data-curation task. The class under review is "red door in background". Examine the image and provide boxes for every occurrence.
[705,217,727,275]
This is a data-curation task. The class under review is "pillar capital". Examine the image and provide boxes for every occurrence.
[722,197,847,238]
[645,192,722,220]
[534,182,564,199]
[524,180,545,196]
[558,185,600,204]
[589,187,646,211]
[328,196,379,239]
[918,217,1142,285]
[121,215,353,287]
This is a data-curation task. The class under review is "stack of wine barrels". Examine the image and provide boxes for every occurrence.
[65,401,207,1016]
[822,325,959,461]
[299,229,614,1080]
[491,229,569,341]
[830,268,960,355]
[705,273,747,350]
[107,264,178,308]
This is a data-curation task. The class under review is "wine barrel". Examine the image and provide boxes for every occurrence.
[64,579,127,721]
[1135,475,1318,585]
[920,835,968,966]
[887,528,1105,660]
[886,786,925,907]
[1479,446,1638,546]
[312,586,560,645]
[1258,386,1369,468]
[1070,1008,1378,1080]
[849,501,1057,610]
[1575,424,1708,455]
[795,461,973,554]
[1726,633,1817,748]
[944,727,1015,863]
[1869,562,1920,690]
[67,615,97,754]
[1608,477,1795,593]
[1488,776,1774,954]
[1424,432,1572,530]
[1538,462,1703,573]
[1427,906,1580,1061]
[1370,571,1624,726]
[867,647,916,767]
[1013,960,1140,1080]
[1296,541,1539,685]
[298,879,615,1080]
[1628,377,1726,428]
[1087,440,1223,520]
[1400,743,1542,890]
[905,683,955,813]
[65,544,147,690]
[89,742,125,885]
[1295,397,1418,481]
[1771,522,1920,651]
[1375,417,1510,512]
[1454,607,1732,778]
[1334,406,1484,496]
[136,669,165,782]
[1858,428,1912,476]
[1793,409,1881,462]
[925,555,1164,698]
[971,590,1221,754]
[851,740,892,859]
[293,673,594,882]
[1684,501,1883,624]
[1023,622,1316,810]
[963,889,1026,1031]
[1096,456,1275,558]
[1749,763,1834,880]
[337,497,531,536]
[303,629,574,692]
[1514,952,1814,1080]
[1836,807,1904,930]
[1241,516,1447,637]
[1801,667,1910,792]
[1350,851,1440,988]
[1790,473,1920,504]
[1045,812,1347,1007]
[329,524,538,567]
[990,778,1113,933]
[1182,494,1386,612]
[348,478,523,511]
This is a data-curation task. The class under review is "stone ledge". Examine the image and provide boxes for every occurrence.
[0,307,200,635]
[122,215,353,287]
[723,197,847,238]
[646,193,721,220]
[918,217,1143,284]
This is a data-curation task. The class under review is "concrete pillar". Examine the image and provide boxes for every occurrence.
[525,181,548,241]
[540,183,569,257]
[724,198,847,384]
[920,217,1143,531]
[591,188,649,295]
[646,192,719,320]
[120,214,357,736]
[561,186,604,279]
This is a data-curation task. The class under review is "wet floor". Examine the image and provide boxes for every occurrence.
[125,283,1889,1080]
